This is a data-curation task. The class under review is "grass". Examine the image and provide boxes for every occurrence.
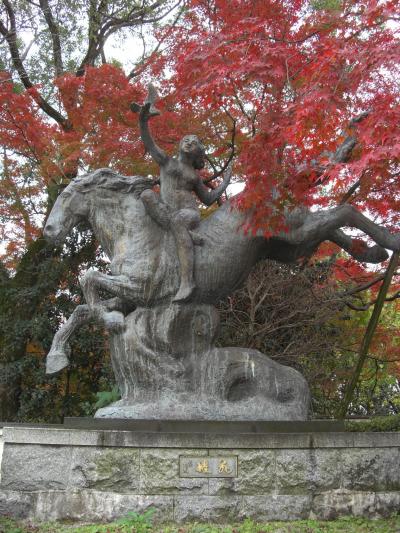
[1,515,400,533]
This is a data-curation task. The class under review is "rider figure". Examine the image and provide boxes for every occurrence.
[131,84,232,302]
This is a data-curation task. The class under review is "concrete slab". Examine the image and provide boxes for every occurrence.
[3,426,400,449]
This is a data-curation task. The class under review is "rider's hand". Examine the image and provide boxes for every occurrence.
[130,101,160,120]
[130,83,160,120]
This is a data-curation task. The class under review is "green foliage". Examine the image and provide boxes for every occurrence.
[93,386,121,410]
[310,0,342,11]
[0,516,26,533]
[345,413,400,432]
[1,515,400,533]
[331,296,400,419]
[0,230,115,422]
[115,508,155,533]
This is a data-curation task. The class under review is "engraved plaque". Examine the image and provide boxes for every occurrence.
[179,456,238,477]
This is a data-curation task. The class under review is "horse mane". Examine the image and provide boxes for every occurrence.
[69,168,154,198]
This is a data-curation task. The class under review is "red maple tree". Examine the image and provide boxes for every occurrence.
[150,0,399,229]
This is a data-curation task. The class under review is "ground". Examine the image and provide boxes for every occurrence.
[1,515,400,533]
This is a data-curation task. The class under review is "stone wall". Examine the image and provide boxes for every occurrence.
[0,427,399,522]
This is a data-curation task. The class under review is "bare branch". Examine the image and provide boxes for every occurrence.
[345,290,400,312]
[128,3,185,79]
[0,0,68,127]
[298,111,370,186]
[340,177,361,204]
[38,0,64,76]
[20,34,36,62]
[77,0,183,76]
[205,111,236,183]
[342,271,399,297]
[76,0,108,76]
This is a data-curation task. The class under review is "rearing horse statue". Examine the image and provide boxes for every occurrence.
[43,166,399,421]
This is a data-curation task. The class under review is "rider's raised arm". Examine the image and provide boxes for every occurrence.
[139,106,169,167]
[194,165,232,206]
[131,83,169,167]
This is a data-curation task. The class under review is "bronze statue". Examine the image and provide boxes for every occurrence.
[42,89,400,420]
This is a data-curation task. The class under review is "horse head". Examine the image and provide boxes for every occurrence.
[44,169,154,247]
[44,183,88,245]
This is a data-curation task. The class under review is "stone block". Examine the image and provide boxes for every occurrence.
[208,449,275,495]
[239,495,312,521]
[0,490,34,519]
[174,495,242,523]
[275,449,312,494]
[312,432,400,448]
[140,448,208,494]
[2,427,104,447]
[1,444,73,491]
[275,449,343,494]
[2,425,313,449]
[1,427,400,523]
[374,492,400,517]
[34,490,173,522]
[311,489,377,520]
[341,448,400,491]
[69,447,140,492]
[311,449,342,490]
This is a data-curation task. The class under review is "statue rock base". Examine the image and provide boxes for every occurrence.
[95,304,310,421]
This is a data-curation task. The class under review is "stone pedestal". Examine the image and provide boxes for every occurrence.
[1,425,399,522]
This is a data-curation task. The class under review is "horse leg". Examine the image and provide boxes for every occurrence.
[80,271,140,331]
[329,229,389,263]
[46,297,129,374]
[289,204,399,257]
[337,204,400,251]
[46,304,90,374]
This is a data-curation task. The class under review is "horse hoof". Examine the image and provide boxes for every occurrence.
[371,245,389,263]
[46,350,69,374]
[104,311,125,332]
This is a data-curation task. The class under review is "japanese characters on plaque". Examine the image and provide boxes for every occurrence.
[179,456,238,478]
